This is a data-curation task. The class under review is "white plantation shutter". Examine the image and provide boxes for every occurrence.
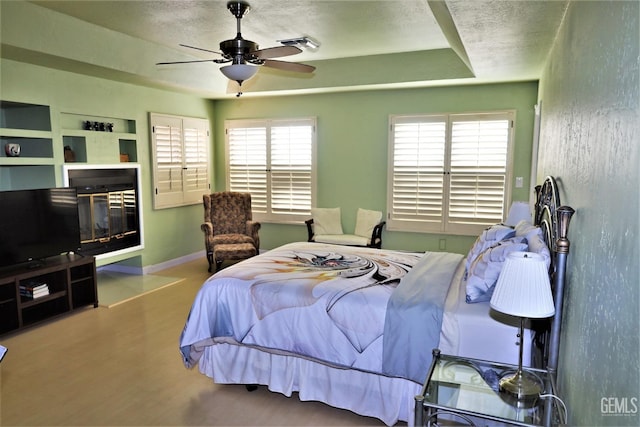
[228,125,268,213]
[154,116,183,200]
[390,116,447,226]
[387,112,514,235]
[151,114,210,209]
[226,118,316,223]
[271,123,313,216]
[183,119,210,204]
[449,116,510,226]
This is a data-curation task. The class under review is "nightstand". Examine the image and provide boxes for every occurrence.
[415,349,560,427]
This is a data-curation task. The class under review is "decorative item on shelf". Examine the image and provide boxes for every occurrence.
[4,143,21,157]
[64,145,76,163]
[83,120,115,132]
[489,251,555,400]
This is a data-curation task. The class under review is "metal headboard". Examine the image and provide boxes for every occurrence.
[532,177,575,425]
[533,176,575,375]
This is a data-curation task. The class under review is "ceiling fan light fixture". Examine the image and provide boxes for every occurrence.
[220,63,259,85]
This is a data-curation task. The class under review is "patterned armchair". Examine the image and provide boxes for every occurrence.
[201,192,261,272]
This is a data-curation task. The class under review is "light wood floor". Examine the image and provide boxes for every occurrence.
[0,258,389,426]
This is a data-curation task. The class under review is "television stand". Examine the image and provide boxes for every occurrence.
[26,259,46,269]
[0,254,98,335]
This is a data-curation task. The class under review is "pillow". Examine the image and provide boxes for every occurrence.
[311,207,343,235]
[354,208,382,239]
[465,237,528,303]
[465,224,516,273]
[514,220,539,239]
[513,220,552,269]
[314,234,369,246]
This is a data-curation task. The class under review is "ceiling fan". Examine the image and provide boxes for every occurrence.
[156,1,316,96]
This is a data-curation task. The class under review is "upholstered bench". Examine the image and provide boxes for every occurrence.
[214,243,257,271]
[305,207,385,249]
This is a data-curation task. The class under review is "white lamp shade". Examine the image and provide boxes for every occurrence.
[220,63,259,83]
[490,251,555,318]
[505,201,532,226]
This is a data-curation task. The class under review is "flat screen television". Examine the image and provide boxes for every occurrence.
[0,187,81,268]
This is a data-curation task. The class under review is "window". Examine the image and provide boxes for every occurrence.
[150,113,210,209]
[225,118,316,223]
[387,112,514,235]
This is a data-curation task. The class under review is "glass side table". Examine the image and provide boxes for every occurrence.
[415,349,560,427]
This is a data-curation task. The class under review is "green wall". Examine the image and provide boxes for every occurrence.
[0,59,213,269]
[1,57,538,266]
[213,82,539,253]
[537,1,639,425]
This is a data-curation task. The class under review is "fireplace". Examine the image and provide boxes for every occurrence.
[63,165,144,258]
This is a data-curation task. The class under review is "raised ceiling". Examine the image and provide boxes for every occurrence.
[1,0,569,98]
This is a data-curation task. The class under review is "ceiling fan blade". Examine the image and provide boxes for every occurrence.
[179,43,224,56]
[263,59,315,73]
[253,45,301,59]
[156,59,219,65]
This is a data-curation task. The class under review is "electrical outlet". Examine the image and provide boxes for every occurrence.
[515,177,524,188]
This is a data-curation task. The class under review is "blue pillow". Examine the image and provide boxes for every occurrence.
[515,221,551,269]
[465,224,516,274]
[465,237,528,303]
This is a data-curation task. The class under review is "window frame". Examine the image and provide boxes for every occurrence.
[386,111,516,236]
[225,117,317,224]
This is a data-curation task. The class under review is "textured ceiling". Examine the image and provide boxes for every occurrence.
[30,0,451,61]
[1,0,569,98]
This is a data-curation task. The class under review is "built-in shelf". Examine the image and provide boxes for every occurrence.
[60,112,136,134]
[119,138,137,162]
[61,131,138,164]
[1,100,139,190]
[0,135,54,159]
[0,101,51,132]
[1,101,56,190]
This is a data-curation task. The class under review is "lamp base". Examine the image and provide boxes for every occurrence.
[499,369,542,400]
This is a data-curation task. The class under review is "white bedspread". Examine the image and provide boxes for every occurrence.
[180,242,429,375]
[179,241,534,426]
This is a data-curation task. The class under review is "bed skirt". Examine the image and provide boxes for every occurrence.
[197,343,421,426]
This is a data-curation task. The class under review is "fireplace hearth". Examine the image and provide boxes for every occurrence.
[63,165,143,258]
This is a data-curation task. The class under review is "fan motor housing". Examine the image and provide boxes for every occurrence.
[220,38,258,58]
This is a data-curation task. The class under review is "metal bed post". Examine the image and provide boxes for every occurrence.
[544,205,574,426]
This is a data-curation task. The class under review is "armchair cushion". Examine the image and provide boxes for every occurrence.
[311,207,343,235]
[354,208,383,239]
[211,233,255,246]
[314,234,370,246]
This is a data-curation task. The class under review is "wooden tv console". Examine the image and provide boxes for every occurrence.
[0,254,98,335]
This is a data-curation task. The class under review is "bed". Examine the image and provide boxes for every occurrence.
[179,176,574,426]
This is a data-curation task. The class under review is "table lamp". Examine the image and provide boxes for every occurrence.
[490,251,555,400]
